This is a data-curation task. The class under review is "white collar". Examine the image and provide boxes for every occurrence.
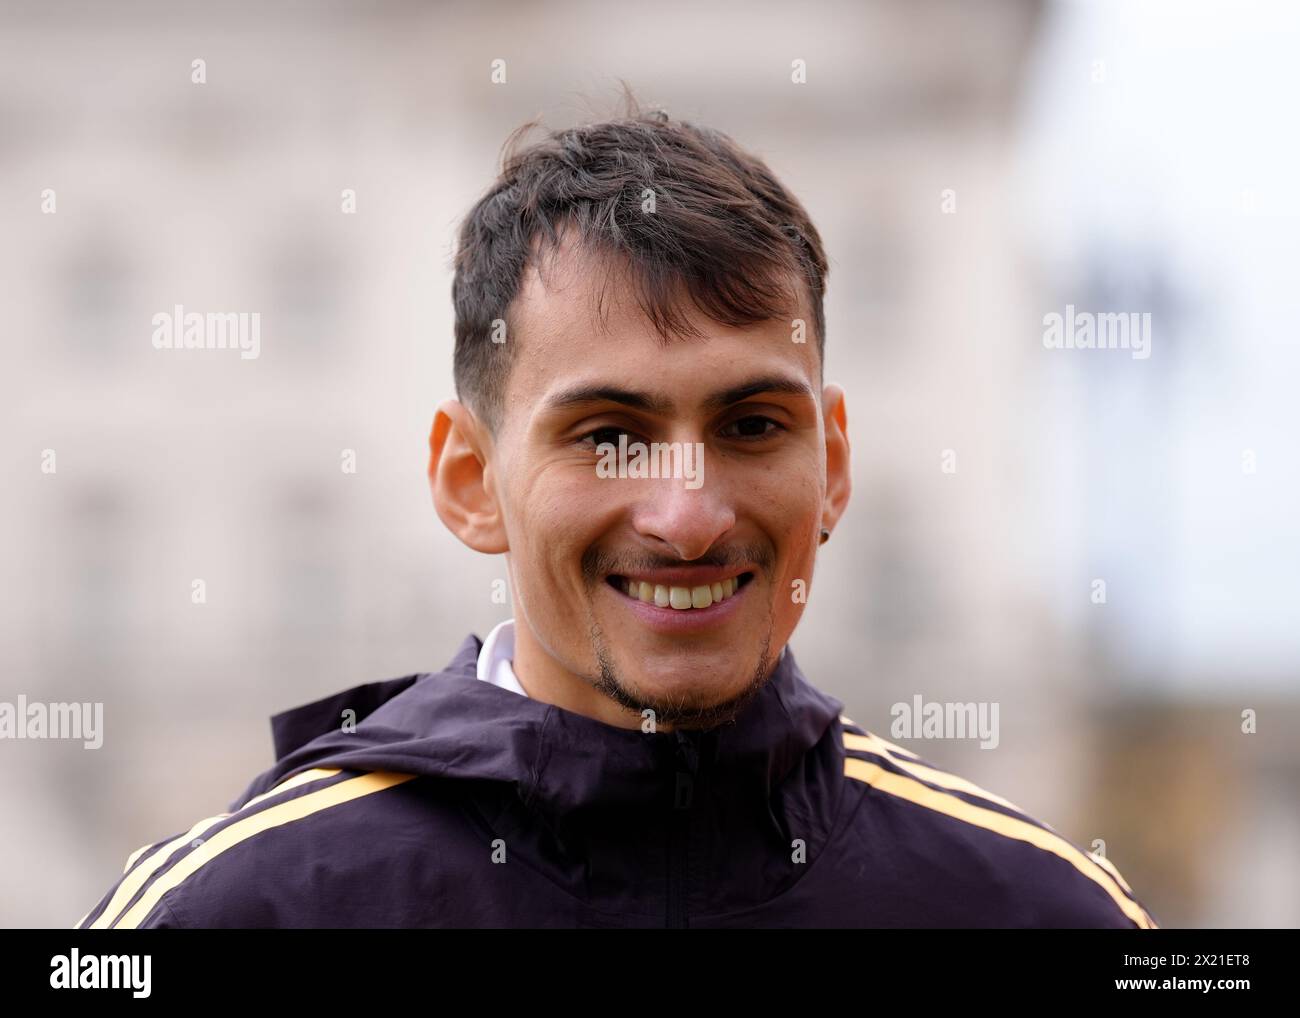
[476,618,528,697]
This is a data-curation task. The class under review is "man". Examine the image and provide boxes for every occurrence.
[77,105,1157,929]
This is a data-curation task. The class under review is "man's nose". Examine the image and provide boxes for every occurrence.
[629,475,736,561]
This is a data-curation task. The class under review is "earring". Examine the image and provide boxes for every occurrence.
[819,528,830,545]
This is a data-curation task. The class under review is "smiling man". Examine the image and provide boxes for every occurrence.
[77,105,1158,930]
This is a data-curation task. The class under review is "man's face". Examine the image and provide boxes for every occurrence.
[471,240,847,727]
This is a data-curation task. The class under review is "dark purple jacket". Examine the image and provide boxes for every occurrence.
[77,634,1158,929]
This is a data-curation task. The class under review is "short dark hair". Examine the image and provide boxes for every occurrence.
[451,100,829,434]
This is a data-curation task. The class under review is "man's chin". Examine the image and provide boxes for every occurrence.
[592,648,775,730]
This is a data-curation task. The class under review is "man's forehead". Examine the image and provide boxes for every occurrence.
[510,235,660,345]
[506,237,819,404]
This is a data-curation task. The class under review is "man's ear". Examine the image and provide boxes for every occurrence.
[428,399,509,554]
[821,383,852,535]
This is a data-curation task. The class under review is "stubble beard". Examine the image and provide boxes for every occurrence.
[587,615,777,731]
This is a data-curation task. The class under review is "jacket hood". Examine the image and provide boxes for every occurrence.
[234,633,845,824]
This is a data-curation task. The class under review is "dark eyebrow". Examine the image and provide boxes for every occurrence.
[700,375,816,413]
[542,385,673,415]
[542,375,815,417]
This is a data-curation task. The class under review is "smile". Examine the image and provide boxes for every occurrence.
[605,572,754,611]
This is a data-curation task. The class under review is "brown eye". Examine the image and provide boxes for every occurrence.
[578,426,638,449]
[721,416,784,441]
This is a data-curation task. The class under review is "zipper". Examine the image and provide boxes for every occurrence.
[666,729,704,929]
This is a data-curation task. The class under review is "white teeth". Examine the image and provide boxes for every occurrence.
[619,575,746,610]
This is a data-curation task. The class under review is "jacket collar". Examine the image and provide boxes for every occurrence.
[244,632,843,822]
